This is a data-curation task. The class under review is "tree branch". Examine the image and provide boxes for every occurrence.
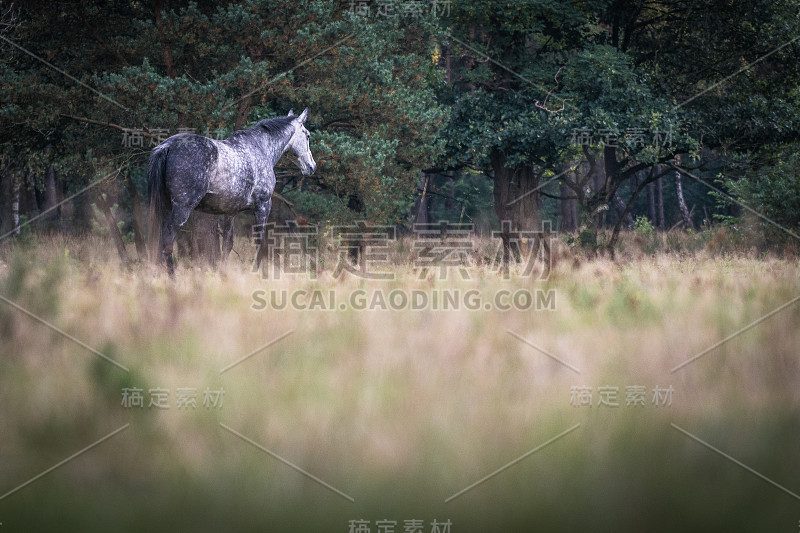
[59,114,160,139]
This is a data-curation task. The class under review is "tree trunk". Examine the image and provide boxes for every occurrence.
[412,173,430,225]
[0,169,10,236]
[586,150,606,228]
[42,164,60,224]
[603,145,623,229]
[9,172,20,235]
[71,181,93,234]
[492,150,541,229]
[647,180,656,224]
[22,175,37,220]
[491,149,542,268]
[95,191,129,263]
[445,175,456,213]
[606,166,668,253]
[674,168,694,230]
[559,180,571,232]
[189,212,221,267]
[612,191,634,228]
[181,210,222,266]
[656,169,665,230]
[125,171,147,260]
[559,179,577,232]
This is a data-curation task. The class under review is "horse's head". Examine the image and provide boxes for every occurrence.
[285,108,316,176]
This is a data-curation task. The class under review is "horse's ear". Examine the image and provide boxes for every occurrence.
[297,108,309,124]
[287,109,295,117]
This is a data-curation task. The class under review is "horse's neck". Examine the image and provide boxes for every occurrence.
[257,130,294,167]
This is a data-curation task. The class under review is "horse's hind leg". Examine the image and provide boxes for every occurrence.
[161,204,193,276]
[220,215,235,262]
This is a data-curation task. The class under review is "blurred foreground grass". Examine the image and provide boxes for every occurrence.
[0,233,798,532]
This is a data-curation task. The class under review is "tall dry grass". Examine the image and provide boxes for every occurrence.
[0,231,798,532]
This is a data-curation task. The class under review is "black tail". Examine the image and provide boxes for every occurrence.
[147,145,169,262]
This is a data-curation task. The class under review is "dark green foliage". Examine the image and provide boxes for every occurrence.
[720,146,800,246]
[2,0,800,250]
[1,0,446,236]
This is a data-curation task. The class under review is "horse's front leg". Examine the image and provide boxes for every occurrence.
[253,197,272,272]
[220,215,235,262]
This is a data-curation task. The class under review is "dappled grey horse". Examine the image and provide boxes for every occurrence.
[148,108,316,275]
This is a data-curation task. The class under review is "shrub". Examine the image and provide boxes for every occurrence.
[720,148,800,248]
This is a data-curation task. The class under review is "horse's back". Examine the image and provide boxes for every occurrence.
[164,134,219,174]
[160,134,219,206]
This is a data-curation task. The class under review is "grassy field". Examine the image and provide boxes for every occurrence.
[1,232,799,532]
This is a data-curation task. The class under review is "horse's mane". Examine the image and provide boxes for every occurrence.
[224,115,294,143]
[255,116,295,135]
